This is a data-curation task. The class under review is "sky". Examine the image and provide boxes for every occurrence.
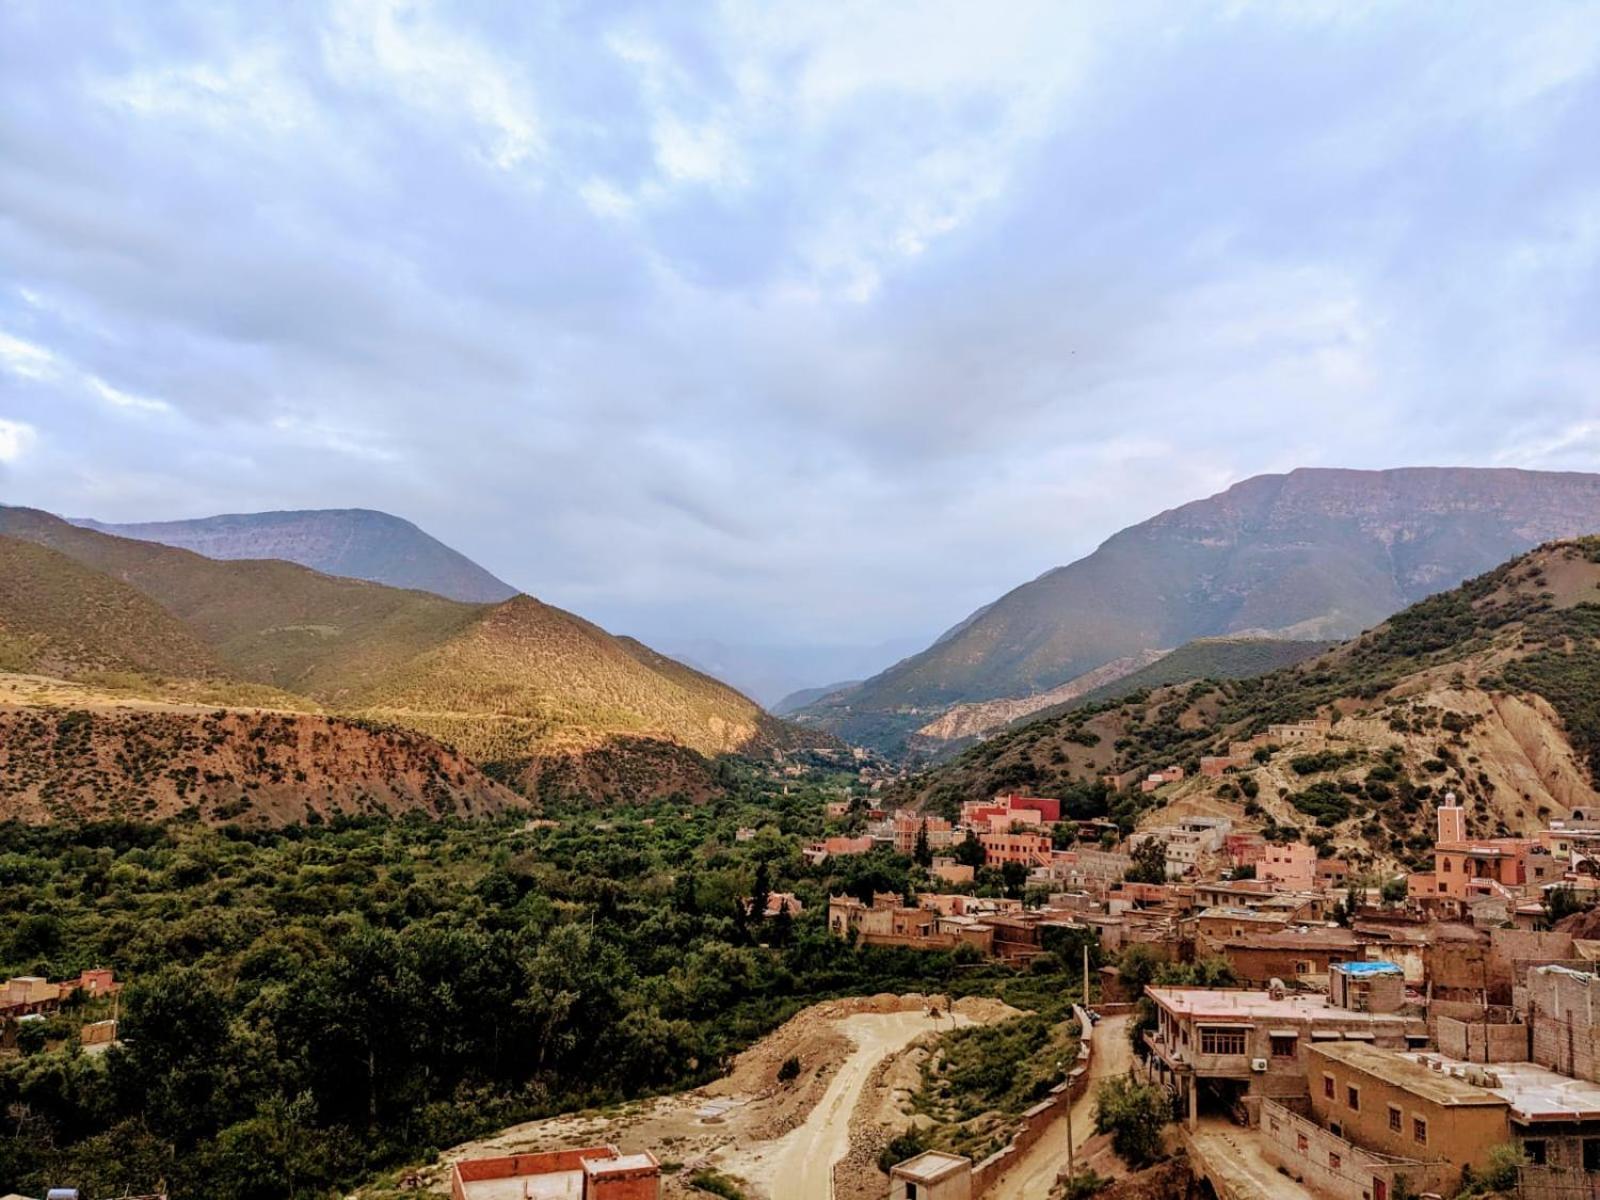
[2,1,1600,680]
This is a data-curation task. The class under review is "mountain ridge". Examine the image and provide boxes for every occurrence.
[73,507,518,603]
[892,537,1600,871]
[802,466,1600,752]
[0,506,819,821]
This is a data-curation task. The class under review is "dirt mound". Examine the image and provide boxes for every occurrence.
[1557,908,1600,939]
[1078,1158,1205,1200]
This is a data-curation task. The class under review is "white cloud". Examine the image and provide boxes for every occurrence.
[0,332,60,381]
[323,0,544,171]
[0,418,38,463]
[93,48,312,134]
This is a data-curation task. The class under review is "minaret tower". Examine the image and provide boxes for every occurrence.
[1437,791,1466,844]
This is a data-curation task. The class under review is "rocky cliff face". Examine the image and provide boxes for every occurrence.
[805,467,1600,751]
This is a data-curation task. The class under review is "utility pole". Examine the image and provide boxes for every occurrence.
[1063,1057,1075,1176]
[1083,942,1091,1005]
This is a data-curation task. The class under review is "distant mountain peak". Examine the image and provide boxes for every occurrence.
[72,507,518,603]
[804,466,1600,753]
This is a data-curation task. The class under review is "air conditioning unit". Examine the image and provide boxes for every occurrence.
[1251,1058,1269,1073]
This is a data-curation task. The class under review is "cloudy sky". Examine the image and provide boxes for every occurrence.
[3,2,1599,673]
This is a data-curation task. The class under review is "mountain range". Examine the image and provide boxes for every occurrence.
[74,508,518,603]
[894,536,1600,869]
[0,506,819,823]
[798,467,1600,753]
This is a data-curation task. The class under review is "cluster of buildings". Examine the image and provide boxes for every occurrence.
[1120,794,1600,1200]
[1144,957,1600,1200]
[804,793,1078,869]
[826,892,1068,962]
[1,969,121,1054]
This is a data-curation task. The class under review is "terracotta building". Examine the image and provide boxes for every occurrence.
[1213,926,1363,986]
[452,1147,661,1200]
[978,831,1052,868]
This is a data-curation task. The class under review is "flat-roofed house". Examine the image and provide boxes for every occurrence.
[1144,984,1420,1127]
[1214,926,1363,986]
[1260,1041,1505,1200]
[889,1151,971,1200]
[451,1146,660,1200]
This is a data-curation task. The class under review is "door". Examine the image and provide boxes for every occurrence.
[1373,1178,1387,1200]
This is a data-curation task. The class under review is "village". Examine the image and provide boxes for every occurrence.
[435,716,1600,1200]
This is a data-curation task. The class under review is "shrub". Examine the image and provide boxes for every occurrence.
[777,1056,800,1083]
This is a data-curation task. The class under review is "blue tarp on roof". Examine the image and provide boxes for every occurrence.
[1337,960,1402,976]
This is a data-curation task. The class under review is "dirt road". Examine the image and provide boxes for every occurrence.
[737,1010,962,1200]
[986,1013,1132,1200]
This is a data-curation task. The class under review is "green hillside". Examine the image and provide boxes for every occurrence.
[0,537,223,681]
[0,507,822,807]
[896,538,1600,831]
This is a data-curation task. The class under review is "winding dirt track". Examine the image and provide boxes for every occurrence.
[738,1010,964,1200]
[986,1014,1132,1200]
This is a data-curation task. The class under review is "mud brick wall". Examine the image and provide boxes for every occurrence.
[1529,968,1600,1082]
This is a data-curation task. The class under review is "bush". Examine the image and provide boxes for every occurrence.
[777,1056,800,1083]
[688,1169,747,1200]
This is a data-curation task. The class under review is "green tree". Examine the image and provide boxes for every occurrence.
[1125,838,1168,884]
[1092,1075,1170,1166]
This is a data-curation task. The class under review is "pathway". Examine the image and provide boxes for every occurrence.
[740,1010,962,1200]
[986,1013,1132,1200]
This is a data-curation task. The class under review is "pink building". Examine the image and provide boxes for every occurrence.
[1227,833,1267,867]
[1259,841,1318,891]
[978,831,1052,867]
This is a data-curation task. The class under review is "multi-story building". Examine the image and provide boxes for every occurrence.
[978,831,1052,868]
[1258,841,1318,890]
[1262,1041,1504,1200]
[1143,974,1421,1127]
[891,814,958,856]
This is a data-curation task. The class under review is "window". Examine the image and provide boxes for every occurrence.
[1200,1027,1248,1056]
[1323,1074,1335,1099]
[1270,1118,1281,1134]
[1525,1140,1547,1165]
[1388,1105,1402,1133]
[1585,1139,1600,1171]
[906,1186,917,1200]
[1347,1086,1360,1111]
[1328,1152,1341,1171]
[1296,961,1313,975]
[1297,1133,1309,1154]
[1271,1035,1298,1057]
[1413,1117,1427,1146]
[1444,858,1453,872]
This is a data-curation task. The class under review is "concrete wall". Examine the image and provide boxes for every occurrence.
[1259,1099,1456,1200]
[1435,1015,1529,1063]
